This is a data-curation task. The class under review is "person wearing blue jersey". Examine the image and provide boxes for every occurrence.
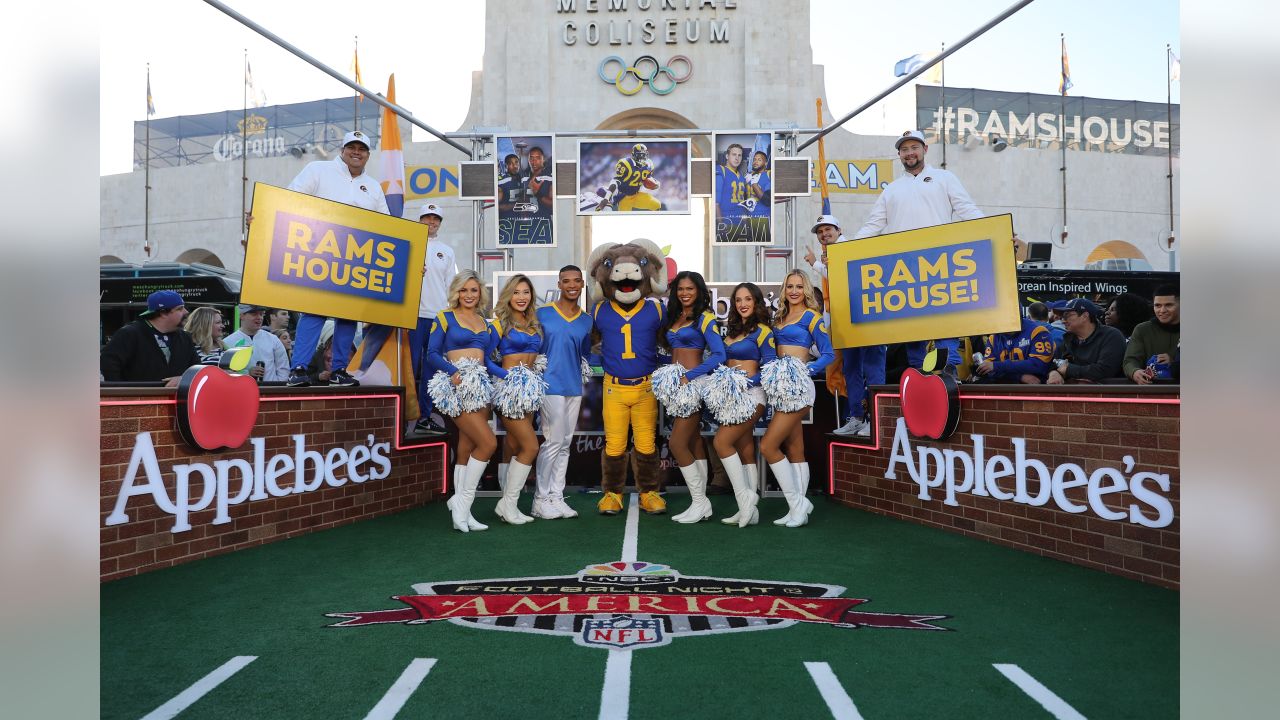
[526,146,553,219]
[745,150,772,218]
[658,271,727,524]
[486,275,544,525]
[714,144,748,242]
[973,317,1057,384]
[533,266,594,520]
[596,144,663,212]
[762,270,835,528]
[712,282,775,528]
[587,240,670,515]
[426,271,497,533]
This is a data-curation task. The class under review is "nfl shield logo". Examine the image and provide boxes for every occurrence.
[580,616,667,650]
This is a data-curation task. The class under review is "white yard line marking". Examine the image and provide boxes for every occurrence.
[993,664,1087,720]
[363,658,438,720]
[803,662,866,720]
[139,655,257,720]
[598,493,641,720]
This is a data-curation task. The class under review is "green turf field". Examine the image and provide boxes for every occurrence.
[101,493,1177,719]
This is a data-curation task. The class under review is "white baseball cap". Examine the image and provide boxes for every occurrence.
[342,130,372,149]
[811,214,842,233]
[419,203,443,219]
[895,129,927,150]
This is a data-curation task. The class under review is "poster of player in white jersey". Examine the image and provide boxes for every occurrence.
[712,132,774,245]
[496,134,556,246]
[577,139,690,215]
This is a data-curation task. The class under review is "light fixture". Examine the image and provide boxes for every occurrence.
[991,136,1008,152]
[962,132,982,150]
[311,144,330,159]
[288,146,305,159]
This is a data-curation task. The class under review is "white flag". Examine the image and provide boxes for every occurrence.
[1168,51,1181,83]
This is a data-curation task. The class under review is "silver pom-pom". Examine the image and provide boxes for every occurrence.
[580,357,594,386]
[652,364,704,418]
[701,365,756,425]
[533,354,549,374]
[427,370,462,418]
[492,363,548,419]
[454,358,494,413]
[761,356,813,413]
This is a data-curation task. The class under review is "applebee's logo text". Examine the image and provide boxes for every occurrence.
[105,432,392,533]
[884,418,1173,529]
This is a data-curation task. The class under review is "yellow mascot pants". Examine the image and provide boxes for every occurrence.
[602,376,658,457]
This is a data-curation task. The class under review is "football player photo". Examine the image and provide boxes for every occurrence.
[496,134,555,246]
[712,132,774,245]
[577,139,690,215]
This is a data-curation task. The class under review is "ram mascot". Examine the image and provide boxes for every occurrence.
[586,238,670,516]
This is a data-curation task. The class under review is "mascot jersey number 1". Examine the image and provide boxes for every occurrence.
[587,239,669,515]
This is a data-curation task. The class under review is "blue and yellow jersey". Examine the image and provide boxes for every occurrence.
[716,164,746,221]
[983,318,1056,381]
[426,310,492,376]
[749,170,771,217]
[772,309,835,377]
[592,298,665,379]
[485,317,542,379]
[612,156,655,199]
[664,310,727,380]
[536,304,594,396]
[724,325,775,386]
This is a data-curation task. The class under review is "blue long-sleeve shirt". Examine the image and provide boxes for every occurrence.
[772,309,835,377]
[537,304,594,396]
[983,318,1056,381]
[425,310,492,376]
[664,310,727,380]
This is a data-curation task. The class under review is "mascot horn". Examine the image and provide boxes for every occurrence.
[586,238,668,306]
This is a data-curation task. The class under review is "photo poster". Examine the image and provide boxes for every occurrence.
[576,138,691,215]
[495,134,556,247]
[712,132,774,245]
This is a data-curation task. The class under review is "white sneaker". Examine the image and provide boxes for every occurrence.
[854,420,872,437]
[553,496,578,518]
[832,417,866,436]
[532,496,563,520]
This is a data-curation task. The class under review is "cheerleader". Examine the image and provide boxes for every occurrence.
[760,270,834,528]
[653,271,726,524]
[426,271,498,533]
[705,282,775,528]
[486,274,545,525]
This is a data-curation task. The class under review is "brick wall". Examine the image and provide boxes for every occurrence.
[830,386,1180,589]
[100,388,445,582]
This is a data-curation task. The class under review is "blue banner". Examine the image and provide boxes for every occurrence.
[846,239,996,323]
[267,210,410,303]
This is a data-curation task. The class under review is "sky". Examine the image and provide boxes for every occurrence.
[100,0,1179,177]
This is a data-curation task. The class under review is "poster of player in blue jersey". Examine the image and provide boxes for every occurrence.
[712,132,774,245]
[496,134,556,246]
[577,139,690,215]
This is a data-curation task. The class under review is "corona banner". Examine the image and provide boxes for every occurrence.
[241,183,428,328]
[827,215,1020,347]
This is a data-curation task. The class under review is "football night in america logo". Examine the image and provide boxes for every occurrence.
[327,561,950,650]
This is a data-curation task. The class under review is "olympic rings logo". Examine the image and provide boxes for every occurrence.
[598,55,693,96]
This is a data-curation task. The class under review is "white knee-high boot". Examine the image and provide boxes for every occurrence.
[718,453,758,527]
[447,457,489,532]
[788,462,813,528]
[495,460,534,524]
[673,463,712,523]
[744,460,759,494]
[770,459,802,527]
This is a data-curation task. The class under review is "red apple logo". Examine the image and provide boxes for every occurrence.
[899,368,961,440]
[175,365,261,451]
[661,244,677,280]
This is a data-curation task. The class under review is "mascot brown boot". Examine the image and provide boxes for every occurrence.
[634,450,666,514]
[598,453,628,515]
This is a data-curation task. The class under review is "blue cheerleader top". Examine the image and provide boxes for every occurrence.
[772,309,835,377]
[664,310,727,380]
[486,317,542,379]
[426,310,493,376]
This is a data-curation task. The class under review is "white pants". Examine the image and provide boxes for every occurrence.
[535,394,582,499]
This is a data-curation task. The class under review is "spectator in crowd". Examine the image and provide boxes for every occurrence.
[308,337,335,385]
[267,309,291,333]
[224,304,291,382]
[409,202,457,436]
[1123,285,1180,384]
[184,307,227,364]
[1027,301,1066,347]
[100,290,201,386]
[272,328,294,356]
[1105,292,1155,339]
[1046,298,1127,384]
[973,318,1057,384]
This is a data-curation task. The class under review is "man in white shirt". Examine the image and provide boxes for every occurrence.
[284,130,390,387]
[852,130,985,381]
[804,215,887,438]
[408,202,458,435]
[223,304,290,382]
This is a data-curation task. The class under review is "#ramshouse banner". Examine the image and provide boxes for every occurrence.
[827,215,1020,347]
[241,183,428,328]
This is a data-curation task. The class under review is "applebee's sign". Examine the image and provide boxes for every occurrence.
[104,432,392,533]
[884,417,1174,529]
